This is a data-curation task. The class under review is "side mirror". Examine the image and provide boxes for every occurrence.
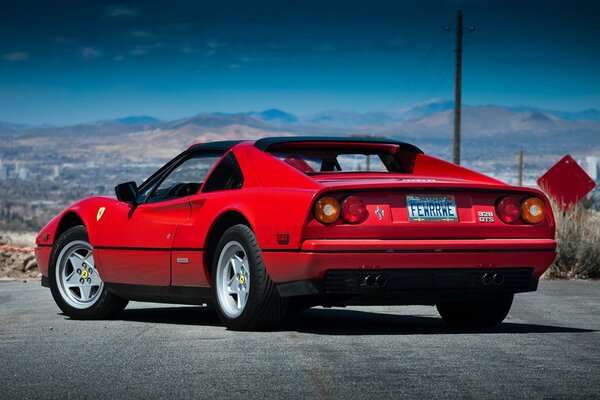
[115,181,138,205]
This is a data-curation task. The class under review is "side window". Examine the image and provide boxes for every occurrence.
[202,152,244,193]
[146,154,222,203]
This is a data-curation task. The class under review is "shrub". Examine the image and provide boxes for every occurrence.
[546,204,600,279]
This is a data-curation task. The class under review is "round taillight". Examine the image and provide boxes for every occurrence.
[522,197,545,224]
[314,196,340,224]
[496,196,521,224]
[341,196,368,223]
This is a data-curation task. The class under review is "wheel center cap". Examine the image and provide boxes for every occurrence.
[239,274,246,285]
[81,270,88,279]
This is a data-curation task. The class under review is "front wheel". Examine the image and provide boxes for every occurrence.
[436,294,514,329]
[212,224,287,331]
[49,226,128,319]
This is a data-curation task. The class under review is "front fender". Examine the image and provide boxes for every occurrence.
[36,196,119,247]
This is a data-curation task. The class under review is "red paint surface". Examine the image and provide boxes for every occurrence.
[263,247,555,282]
[35,139,557,292]
[171,251,209,287]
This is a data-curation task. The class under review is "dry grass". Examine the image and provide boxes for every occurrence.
[546,203,600,279]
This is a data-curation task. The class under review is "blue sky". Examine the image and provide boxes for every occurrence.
[1,0,599,124]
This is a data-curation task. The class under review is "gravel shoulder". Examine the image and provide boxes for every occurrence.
[0,231,38,280]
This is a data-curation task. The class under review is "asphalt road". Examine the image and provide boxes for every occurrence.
[1,280,599,399]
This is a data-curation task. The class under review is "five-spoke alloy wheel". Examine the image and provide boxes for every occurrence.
[55,240,103,308]
[49,226,128,319]
[212,224,287,331]
[215,240,251,318]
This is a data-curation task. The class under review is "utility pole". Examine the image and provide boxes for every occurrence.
[446,8,474,165]
[453,8,463,165]
[518,149,524,186]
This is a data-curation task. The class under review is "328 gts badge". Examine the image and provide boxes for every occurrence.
[478,211,495,223]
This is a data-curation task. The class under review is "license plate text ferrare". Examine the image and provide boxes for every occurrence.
[406,194,459,222]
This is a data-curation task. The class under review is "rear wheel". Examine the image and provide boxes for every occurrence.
[49,226,128,319]
[212,224,287,331]
[436,294,514,329]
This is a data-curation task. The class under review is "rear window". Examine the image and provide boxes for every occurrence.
[271,150,404,174]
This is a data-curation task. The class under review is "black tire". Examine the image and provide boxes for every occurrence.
[211,224,287,331]
[436,294,514,329]
[49,226,128,319]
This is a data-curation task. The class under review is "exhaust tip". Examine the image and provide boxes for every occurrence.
[375,274,387,287]
[364,275,376,287]
[493,273,505,285]
[482,273,493,286]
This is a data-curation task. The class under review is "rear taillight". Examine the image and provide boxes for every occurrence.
[340,196,368,224]
[496,196,521,224]
[313,196,340,224]
[521,197,545,224]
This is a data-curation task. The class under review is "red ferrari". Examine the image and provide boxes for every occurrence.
[35,137,556,330]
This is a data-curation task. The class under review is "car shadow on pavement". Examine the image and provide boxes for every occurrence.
[115,305,222,327]
[110,305,595,335]
[282,309,596,335]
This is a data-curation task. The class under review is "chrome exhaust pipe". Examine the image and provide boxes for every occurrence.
[375,274,387,287]
[364,275,376,287]
[364,274,387,287]
[493,273,504,286]
[482,273,493,286]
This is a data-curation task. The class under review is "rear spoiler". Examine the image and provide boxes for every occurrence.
[254,136,423,154]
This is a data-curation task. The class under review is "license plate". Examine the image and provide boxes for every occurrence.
[406,194,459,222]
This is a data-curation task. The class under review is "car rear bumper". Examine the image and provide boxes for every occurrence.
[262,238,556,298]
[275,267,538,303]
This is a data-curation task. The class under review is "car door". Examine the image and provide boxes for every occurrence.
[94,152,224,286]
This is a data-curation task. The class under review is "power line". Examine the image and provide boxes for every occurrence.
[428,50,454,99]
[385,27,449,112]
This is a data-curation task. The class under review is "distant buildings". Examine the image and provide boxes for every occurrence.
[53,165,61,180]
[0,160,8,180]
[0,160,62,181]
[15,162,29,180]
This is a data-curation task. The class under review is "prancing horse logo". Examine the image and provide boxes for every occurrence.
[375,206,384,220]
[96,207,106,221]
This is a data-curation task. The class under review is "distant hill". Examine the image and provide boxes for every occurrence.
[2,103,600,163]
[249,109,298,124]
[168,113,274,130]
[113,116,161,125]
[395,100,455,121]
[0,121,29,135]
[509,106,600,123]
[557,108,600,122]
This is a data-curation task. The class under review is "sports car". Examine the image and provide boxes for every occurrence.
[35,137,556,330]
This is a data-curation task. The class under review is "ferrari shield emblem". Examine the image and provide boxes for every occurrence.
[96,207,106,221]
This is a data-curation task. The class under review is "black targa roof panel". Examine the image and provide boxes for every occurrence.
[253,136,423,154]
[189,140,244,152]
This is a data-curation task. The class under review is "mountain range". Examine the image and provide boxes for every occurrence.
[2,100,600,164]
